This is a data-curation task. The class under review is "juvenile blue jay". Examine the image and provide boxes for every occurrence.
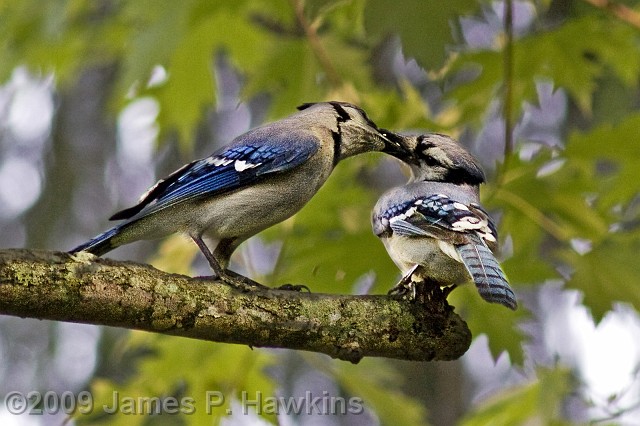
[71,102,410,290]
[372,133,517,310]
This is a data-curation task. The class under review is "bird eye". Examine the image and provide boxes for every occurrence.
[421,153,440,167]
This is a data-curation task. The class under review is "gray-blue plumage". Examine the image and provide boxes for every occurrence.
[372,133,517,310]
[456,234,514,308]
[71,102,410,290]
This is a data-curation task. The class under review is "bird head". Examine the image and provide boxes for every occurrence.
[297,102,412,161]
[380,132,486,185]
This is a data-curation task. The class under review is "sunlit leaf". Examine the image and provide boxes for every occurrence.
[148,234,198,276]
[460,367,574,426]
[82,333,276,425]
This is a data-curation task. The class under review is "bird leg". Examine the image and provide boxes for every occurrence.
[213,237,312,292]
[387,264,420,300]
[191,236,269,292]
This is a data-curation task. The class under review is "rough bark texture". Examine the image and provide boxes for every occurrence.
[0,249,471,363]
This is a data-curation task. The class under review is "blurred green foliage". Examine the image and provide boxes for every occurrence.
[460,367,575,426]
[3,0,640,424]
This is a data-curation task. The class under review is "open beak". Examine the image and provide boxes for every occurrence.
[379,129,419,164]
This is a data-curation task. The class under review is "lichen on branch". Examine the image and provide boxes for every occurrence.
[0,249,471,363]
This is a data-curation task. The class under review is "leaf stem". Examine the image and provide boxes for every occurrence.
[495,189,570,242]
[502,0,514,164]
[290,0,343,88]
[582,0,640,29]
[494,0,515,190]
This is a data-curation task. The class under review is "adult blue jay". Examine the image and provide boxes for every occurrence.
[372,133,517,310]
[71,102,410,290]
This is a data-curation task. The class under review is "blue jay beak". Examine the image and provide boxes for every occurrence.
[379,129,419,164]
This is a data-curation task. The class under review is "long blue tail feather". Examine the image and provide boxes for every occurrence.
[456,236,517,310]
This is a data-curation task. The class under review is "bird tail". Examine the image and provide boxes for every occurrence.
[69,226,121,256]
[456,235,517,310]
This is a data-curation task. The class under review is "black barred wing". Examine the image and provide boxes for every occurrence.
[379,193,498,248]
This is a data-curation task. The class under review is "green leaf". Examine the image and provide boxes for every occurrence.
[460,367,574,426]
[446,15,640,127]
[108,1,269,148]
[82,333,276,425]
[485,115,640,323]
[449,284,526,364]
[444,50,503,127]
[243,38,324,119]
[265,157,400,293]
[152,17,216,148]
[113,1,195,99]
[335,358,430,426]
[554,114,640,320]
[561,233,640,322]
[364,0,479,70]
[0,1,98,85]
[150,4,267,147]
[564,113,640,209]
[148,234,199,276]
[489,150,609,285]
[592,74,638,126]
[488,155,564,285]
[363,81,443,131]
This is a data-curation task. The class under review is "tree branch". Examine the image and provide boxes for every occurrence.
[0,249,471,364]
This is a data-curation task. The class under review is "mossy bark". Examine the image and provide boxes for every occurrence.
[0,249,471,363]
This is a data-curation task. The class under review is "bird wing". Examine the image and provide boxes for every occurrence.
[384,193,497,247]
[110,134,319,221]
[380,193,516,309]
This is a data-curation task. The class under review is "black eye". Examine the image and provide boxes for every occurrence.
[421,153,440,167]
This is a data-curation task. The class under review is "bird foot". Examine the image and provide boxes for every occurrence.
[441,284,457,298]
[388,279,417,301]
[218,270,270,292]
[276,283,311,292]
[411,281,456,313]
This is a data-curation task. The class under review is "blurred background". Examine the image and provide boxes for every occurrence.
[1,0,640,424]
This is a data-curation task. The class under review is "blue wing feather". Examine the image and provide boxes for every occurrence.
[377,193,516,309]
[377,193,499,247]
[110,135,319,221]
[380,194,480,232]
